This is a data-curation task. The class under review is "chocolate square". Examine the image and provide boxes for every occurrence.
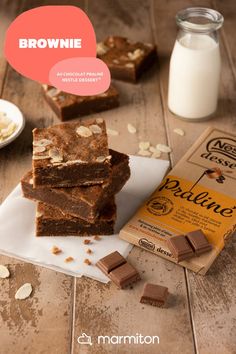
[186,230,212,256]
[140,283,169,307]
[167,235,194,262]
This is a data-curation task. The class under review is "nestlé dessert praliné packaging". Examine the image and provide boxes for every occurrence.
[119,127,236,274]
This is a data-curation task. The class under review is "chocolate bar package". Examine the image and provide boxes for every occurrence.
[120,128,236,274]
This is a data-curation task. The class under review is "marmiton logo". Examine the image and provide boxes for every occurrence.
[206,137,236,161]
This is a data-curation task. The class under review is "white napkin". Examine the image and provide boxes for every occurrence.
[0,156,169,283]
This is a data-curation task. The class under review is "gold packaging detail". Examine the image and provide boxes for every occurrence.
[119,128,236,274]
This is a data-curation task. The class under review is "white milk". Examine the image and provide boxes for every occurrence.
[168,34,221,120]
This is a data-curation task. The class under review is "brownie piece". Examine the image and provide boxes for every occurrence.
[36,200,116,236]
[97,36,157,82]
[140,283,169,307]
[32,119,111,188]
[167,235,194,262]
[42,85,119,121]
[22,149,130,222]
[96,251,140,289]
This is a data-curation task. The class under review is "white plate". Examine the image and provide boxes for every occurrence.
[0,99,25,149]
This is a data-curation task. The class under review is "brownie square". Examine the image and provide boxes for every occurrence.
[32,119,111,188]
[36,200,116,237]
[22,149,130,222]
[42,85,119,121]
[97,36,157,82]
[140,283,169,307]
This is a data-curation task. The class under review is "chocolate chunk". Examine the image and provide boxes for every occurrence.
[96,251,140,289]
[96,251,126,274]
[109,263,140,289]
[167,235,194,262]
[186,229,212,256]
[140,283,168,307]
[43,85,119,121]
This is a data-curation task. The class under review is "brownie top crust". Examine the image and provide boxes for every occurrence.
[97,36,156,67]
[42,85,119,108]
[32,118,110,168]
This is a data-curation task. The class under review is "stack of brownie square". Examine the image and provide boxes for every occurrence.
[21,118,130,236]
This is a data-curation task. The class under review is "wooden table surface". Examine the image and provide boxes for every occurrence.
[0,1,235,353]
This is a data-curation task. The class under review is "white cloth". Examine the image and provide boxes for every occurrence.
[0,156,169,282]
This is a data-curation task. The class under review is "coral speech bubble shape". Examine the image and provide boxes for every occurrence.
[49,57,111,96]
[4,6,97,84]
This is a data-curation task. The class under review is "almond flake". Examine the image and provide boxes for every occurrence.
[138,150,151,157]
[128,49,144,60]
[139,141,150,151]
[36,211,42,218]
[33,146,46,154]
[83,239,91,245]
[29,178,33,185]
[49,148,63,163]
[156,144,172,153]
[89,124,102,134]
[113,59,119,64]
[32,155,50,160]
[96,118,104,124]
[84,258,92,266]
[107,128,119,136]
[47,88,61,97]
[64,257,74,263]
[51,246,62,255]
[96,156,106,163]
[97,42,109,56]
[33,139,52,147]
[173,128,185,136]
[127,123,136,134]
[0,265,10,278]
[42,84,48,91]
[151,150,161,158]
[76,126,92,138]
[125,63,135,68]
[15,283,32,300]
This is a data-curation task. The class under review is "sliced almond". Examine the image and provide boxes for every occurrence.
[36,211,42,218]
[64,257,74,263]
[47,88,61,97]
[125,63,135,68]
[107,128,119,136]
[156,144,172,153]
[139,141,150,151]
[42,84,48,91]
[49,148,63,163]
[89,124,102,134]
[32,155,50,160]
[128,49,144,60]
[96,118,104,124]
[113,59,119,64]
[173,128,185,136]
[76,126,92,138]
[138,150,151,157]
[15,283,32,300]
[151,150,161,158]
[29,178,33,185]
[96,156,106,163]
[33,139,52,147]
[127,123,136,134]
[97,42,109,56]
[33,146,46,154]
[0,265,10,278]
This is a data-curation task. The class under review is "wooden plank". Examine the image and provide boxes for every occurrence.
[153,1,236,353]
[72,1,195,353]
[0,1,84,353]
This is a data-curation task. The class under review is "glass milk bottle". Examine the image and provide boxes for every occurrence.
[168,8,224,121]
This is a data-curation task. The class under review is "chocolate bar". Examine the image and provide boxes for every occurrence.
[186,230,212,255]
[140,283,169,307]
[42,85,119,121]
[36,200,116,237]
[97,36,157,83]
[96,251,140,289]
[32,119,111,188]
[167,235,194,262]
[22,149,130,222]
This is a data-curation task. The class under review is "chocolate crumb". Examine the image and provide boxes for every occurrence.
[64,257,74,263]
[94,235,102,241]
[84,258,92,265]
[51,246,62,255]
[83,239,91,245]
[86,249,92,254]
